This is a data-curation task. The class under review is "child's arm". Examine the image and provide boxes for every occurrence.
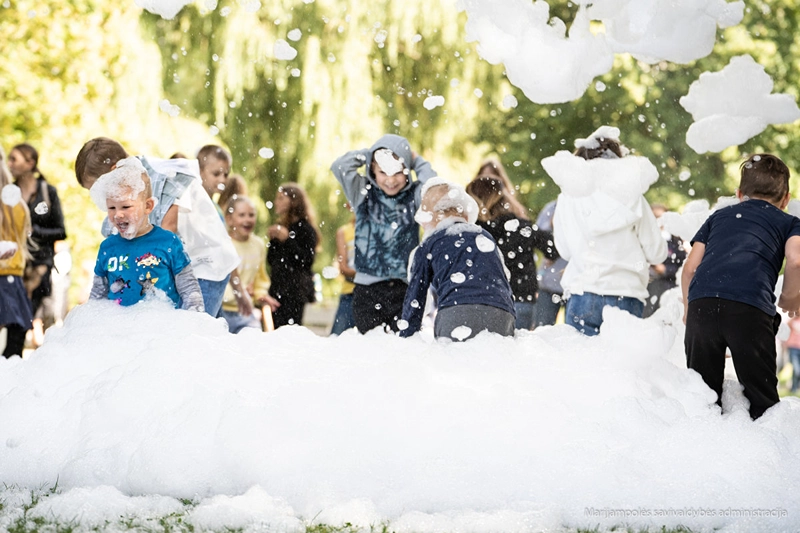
[551,196,572,261]
[89,275,109,300]
[330,149,371,207]
[336,226,356,281]
[399,246,432,337]
[252,255,280,312]
[778,235,800,317]
[681,242,705,324]
[637,199,669,265]
[175,264,205,312]
[409,151,437,184]
[228,267,254,316]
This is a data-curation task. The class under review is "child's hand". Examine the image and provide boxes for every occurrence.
[267,224,290,241]
[235,289,254,316]
[257,294,281,312]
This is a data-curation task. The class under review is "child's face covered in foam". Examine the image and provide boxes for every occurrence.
[372,149,408,197]
[106,185,154,239]
[90,157,155,240]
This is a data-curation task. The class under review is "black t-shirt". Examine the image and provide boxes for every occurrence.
[689,199,800,315]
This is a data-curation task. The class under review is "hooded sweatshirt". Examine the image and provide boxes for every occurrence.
[543,151,667,302]
[331,134,437,284]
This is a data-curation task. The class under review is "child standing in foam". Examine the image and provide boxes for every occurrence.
[399,178,516,341]
[0,147,34,358]
[88,158,204,311]
[74,138,241,317]
[221,196,279,333]
[543,126,667,336]
[682,154,800,419]
[331,134,437,333]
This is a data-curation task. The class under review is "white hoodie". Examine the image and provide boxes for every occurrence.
[543,151,668,302]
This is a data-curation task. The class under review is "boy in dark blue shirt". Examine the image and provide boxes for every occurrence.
[682,154,800,419]
[399,178,515,341]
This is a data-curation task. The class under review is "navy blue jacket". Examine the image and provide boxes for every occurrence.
[400,219,515,337]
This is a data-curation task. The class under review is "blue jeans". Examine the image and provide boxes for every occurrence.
[565,292,643,336]
[330,293,356,335]
[534,290,563,327]
[220,309,261,334]
[198,275,230,318]
[790,348,800,393]
[514,302,535,330]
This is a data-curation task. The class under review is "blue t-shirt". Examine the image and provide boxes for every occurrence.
[400,219,515,337]
[689,199,800,315]
[94,226,191,307]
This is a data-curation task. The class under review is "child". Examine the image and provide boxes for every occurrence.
[544,126,667,336]
[399,178,516,341]
[330,204,356,335]
[221,195,280,333]
[266,183,319,328]
[88,157,205,312]
[0,146,34,358]
[330,134,437,333]
[682,153,800,420]
[466,174,557,330]
[197,144,231,214]
[75,137,241,317]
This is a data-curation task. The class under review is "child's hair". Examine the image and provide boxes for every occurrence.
[219,173,249,213]
[275,182,321,242]
[0,146,33,262]
[11,143,46,180]
[739,153,790,204]
[169,152,187,159]
[197,145,231,169]
[89,157,152,210]
[573,137,624,160]
[75,137,129,186]
[473,157,528,218]
[466,175,519,223]
[421,177,479,224]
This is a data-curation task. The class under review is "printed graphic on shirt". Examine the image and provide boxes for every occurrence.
[136,252,161,268]
[110,277,130,294]
[137,271,159,296]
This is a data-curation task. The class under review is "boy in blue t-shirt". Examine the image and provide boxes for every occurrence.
[682,153,800,419]
[88,158,205,311]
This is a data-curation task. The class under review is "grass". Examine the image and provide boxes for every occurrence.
[0,485,705,533]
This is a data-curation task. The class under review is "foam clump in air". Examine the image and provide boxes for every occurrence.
[134,0,192,19]
[1,183,22,206]
[680,55,800,153]
[586,0,744,64]
[458,0,614,104]
[659,196,739,241]
[89,157,149,211]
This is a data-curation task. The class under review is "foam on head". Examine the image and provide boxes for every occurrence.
[89,157,151,210]
[373,149,406,176]
[420,177,479,225]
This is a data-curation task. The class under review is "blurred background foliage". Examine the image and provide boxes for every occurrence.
[2,0,799,307]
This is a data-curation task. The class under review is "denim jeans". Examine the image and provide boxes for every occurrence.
[220,309,261,334]
[565,292,643,337]
[514,302,535,330]
[330,293,356,335]
[534,290,563,328]
[198,274,230,318]
[790,348,800,393]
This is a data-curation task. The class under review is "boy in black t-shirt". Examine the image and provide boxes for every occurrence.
[682,154,800,419]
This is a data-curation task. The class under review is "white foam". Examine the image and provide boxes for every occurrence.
[680,55,800,153]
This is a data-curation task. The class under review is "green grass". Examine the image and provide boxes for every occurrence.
[0,485,705,533]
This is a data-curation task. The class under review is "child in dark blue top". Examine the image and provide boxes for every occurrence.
[399,178,515,341]
[88,158,205,312]
[682,153,800,419]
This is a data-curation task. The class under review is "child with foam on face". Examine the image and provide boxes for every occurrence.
[331,134,437,333]
[398,178,516,341]
[88,158,204,312]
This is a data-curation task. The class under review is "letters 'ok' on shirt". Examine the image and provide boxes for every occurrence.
[94,226,191,307]
[689,199,800,316]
